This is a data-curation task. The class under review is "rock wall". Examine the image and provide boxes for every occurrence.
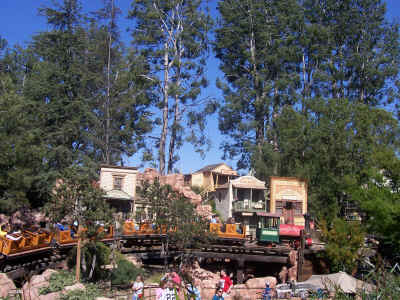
[0,273,16,298]
[137,168,202,205]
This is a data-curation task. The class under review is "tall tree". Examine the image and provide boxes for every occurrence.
[0,39,45,212]
[89,0,153,165]
[129,0,215,174]
[24,0,94,176]
[215,0,302,170]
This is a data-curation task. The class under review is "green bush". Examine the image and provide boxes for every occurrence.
[40,270,75,295]
[59,283,101,300]
[67,241,111,282]
[110,254,144,286]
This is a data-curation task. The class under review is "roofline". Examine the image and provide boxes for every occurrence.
[269,176,307,182]
[100,164,138,171]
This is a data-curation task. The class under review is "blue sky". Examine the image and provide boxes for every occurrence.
[1,0,399,174]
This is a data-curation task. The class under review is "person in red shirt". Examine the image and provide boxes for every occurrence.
[220,270,232,297]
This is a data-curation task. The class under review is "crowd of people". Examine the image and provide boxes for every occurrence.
[130,267,239,300]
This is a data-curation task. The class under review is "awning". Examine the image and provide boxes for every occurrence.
[256,212,281,217]
[103,189,133,201]
[241,212,254,216]
[232,183,266,189]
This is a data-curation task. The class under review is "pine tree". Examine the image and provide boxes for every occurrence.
[24,0,94,176]
[129,0,215,174]
[88,0,153,165]
[215,0,302,170]
[0,38,45,212]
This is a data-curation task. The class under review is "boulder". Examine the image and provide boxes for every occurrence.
[289,250,297,266]
[38,292,61,300]
[0,273,16,298]
[245,276,277,289]
[23,271,54,300]
[124,254,143,268]
[279,266,288,284]
[63,282,85,293]
[41,269,58,281]
[288,264,297,282]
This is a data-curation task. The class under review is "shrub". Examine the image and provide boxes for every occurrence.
[40,270,75,295]
[67,241,111,282]
[110,254,144,287]
[59,283,101,300]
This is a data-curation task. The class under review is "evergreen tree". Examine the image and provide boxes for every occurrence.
[215,0,400,222]
[88,0,153,165]
[215,0,302,170]
[0,38,45,212]
[129,0,215,174]
[24,0,94,176]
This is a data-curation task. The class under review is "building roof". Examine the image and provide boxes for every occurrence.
[231,175,266,189]
[100,164,138,171]
[193,163,237,175]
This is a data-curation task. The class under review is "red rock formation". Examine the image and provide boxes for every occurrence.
[138,168,202,205]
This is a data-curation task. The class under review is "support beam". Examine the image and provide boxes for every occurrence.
[237,259,245,283]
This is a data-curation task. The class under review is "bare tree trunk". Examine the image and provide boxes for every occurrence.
[159,42,169,175]
[248,2,264,154]
[167,42,181,174]
[75,225,82,282]
[105,0,114,164]
[167,94,180,174]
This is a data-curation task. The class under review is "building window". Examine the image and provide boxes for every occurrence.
[113,176,123,190]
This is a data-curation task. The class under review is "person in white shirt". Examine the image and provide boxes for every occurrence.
[132,275,144,300]
[160,279,177,300]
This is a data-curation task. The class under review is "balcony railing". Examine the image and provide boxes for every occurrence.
[232,201,266,212]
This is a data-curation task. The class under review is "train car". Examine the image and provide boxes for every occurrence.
[0,228,53,257]
[255,214,313,248]
[256,213,280,244]
[209,223,246,245]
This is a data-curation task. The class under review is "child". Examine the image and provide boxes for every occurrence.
[212,289,224,300]
[156,280,166,300]
[132,275,144,300]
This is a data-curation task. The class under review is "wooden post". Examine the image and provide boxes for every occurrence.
[76,225,82,282]
[237,259,245,284]
[297,229,305,282]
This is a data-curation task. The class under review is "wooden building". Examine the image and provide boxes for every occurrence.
[184,163,238,194]
[214,175,267,237]
[269,177,308,226]
[99,165,138,217]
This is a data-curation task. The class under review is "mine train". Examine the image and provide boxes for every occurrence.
[0,214,313,273]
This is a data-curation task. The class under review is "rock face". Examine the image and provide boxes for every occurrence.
[0,273,16,298]
[196,204,213,219]
[22,269,59,300]
[137,168,202,205]
[124,254,143,268]
[64,282,85,292]
[22,269,87,300]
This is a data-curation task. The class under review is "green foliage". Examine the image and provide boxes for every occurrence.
[129,0,216,173]
[351,175,400,260]
[320,218,365,273]
[39,270,75,295]
[138,178,211,248]
[59,283,101,300]
[44,166,113,231]
[110,254,144,286]
[68,241,111,282]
